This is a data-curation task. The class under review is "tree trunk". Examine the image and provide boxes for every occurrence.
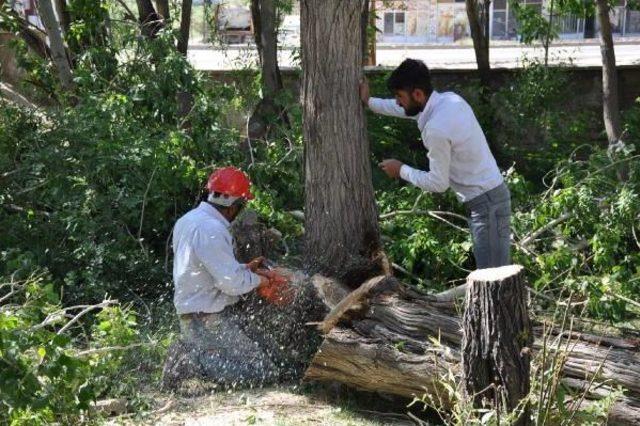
[0,82,41,109]
[53,0,71,35]
[596,0,623,145]
[136,0,163,38]
[175,0,193,127]
[361,0,376,66]
[257,0,280,103]
[368,0,377,66]
[2,8,51,59]
[36,0,74,92]
[156,0,170,22]
[544,0,555,67]
[465,0,491,88]
[250,0,263,60]
[177,0,192,55]
[304,275,640,424]
[462,266,532,425]
[247,0,288,142]
[300,0,381,284]
[465,0,501,161]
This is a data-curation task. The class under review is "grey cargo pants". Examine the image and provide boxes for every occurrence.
[178,311,278,387]
[464,183,512,269]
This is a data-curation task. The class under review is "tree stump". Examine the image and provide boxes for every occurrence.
[304,273,640,423]
[462,265,532,425]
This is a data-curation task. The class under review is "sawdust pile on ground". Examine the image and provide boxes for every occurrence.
[108,386,414,426]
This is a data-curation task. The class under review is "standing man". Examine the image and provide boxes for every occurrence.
[360,59,511,269]
[166,166,291,388]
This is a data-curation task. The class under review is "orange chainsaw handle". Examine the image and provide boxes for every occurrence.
[256,269,295,306]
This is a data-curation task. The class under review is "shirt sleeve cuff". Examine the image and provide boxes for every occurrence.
[249,271,261,289]
[399,164,414,182]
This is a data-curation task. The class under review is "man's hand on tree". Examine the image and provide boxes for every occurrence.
[379,159,404,179]
[246,256,266,272]
[359,79,370,105]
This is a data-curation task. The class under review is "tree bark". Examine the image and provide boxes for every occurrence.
[156,0,170,22]
[250,0,263,61]
[465,0,491,88]
[0,82,41,109]
[465,0,501,161]
[596,0,623,145]
[1,8,51,59]
[304,274,640,424]
[247,0,288,142]
[175,0,193,126]
[136,0,163,38]
[177,0,192,55]
[361,0,376,66]
[36,0,74,92]
[300,0,381,284]
[462,266,532,425]
[257,0,280,108]
[53,0,71,35]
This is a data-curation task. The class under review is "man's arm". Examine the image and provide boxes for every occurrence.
[192,227,261,296]
[400,129,451,193]
[360,81,411,119]
[368,98,410,119]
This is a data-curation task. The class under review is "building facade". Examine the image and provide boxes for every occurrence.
[375,0,640,44]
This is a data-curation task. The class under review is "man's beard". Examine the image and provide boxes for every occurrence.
[403,99,424,117]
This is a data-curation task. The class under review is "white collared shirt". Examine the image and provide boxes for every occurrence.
[369,90,503,202]
[172,202,260,314]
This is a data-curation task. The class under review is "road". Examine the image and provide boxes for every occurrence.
[188,43,640,70]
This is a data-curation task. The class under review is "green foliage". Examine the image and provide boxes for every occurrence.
[491,61,601,183]
[0,273,157,425]
[511,0,557,45]
[1,5,639,420]
[0,31,251,304]
[509,0,593,48]
[378,186,472,289]
[512,143,640,321]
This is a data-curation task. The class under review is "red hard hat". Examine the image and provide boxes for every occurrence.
[206,167,254,200]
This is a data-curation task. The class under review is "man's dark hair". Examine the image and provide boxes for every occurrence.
[387,59,433,96]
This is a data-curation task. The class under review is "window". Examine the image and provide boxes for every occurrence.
[494,0,543,40]
[559,14,584,35]
[494,0,507,10]
[383,11,406,36]
[609,6,625,33]
[492,0,508,39]
[493,11,507,38]
[625,9,640,34]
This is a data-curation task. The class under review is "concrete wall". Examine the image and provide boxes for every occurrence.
[206,65,640,112]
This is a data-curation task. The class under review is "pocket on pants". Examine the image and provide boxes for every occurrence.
[469,205,489,222]
[496,211,511,238]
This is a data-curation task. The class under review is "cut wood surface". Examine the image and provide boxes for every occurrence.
[304,274,640,424]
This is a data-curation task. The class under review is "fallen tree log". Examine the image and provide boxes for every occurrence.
[304,274,640,424]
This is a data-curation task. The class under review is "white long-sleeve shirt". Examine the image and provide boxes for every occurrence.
[368,91,503,202]
[172,202,260,315]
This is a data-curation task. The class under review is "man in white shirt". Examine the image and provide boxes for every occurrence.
[166,166,292,388]
[360,59,511,269]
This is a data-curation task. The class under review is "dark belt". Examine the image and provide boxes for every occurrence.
[464,182,510,212]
